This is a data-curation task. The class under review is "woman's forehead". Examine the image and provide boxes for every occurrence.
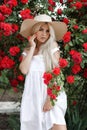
[40,23,49,29]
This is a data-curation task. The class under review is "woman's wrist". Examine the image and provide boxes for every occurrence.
[46,96,50,100]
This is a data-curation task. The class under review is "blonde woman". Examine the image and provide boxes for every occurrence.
[19,14,67,130]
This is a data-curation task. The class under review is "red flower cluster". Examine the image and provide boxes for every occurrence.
[66,75,75,84]
[82,42,87,51]
[17,75,24,81]
[83,68,87,78]
[43,67,64,105]
[74,1,83,9]
[0,4,12,15]
[20,9,33,20]
[63,18,69,24]
[0,22,12,36]
[67,0,73,3]
[20,0,28,4]
[57,9,62,15]
[71,1,83,9]
[1,56,15,69]
[9,46,20,56]
[72,64,81,74]
[82,29,87,34]
[0,13,5,22]
[69,50,82,74]
[73,25,79,30]
[63,31,71,43]
[4,0,18,8]
[48,0,56,12]
[70,50,82,64]
[59,58,68,68]
[10,79,18,87]
[48,0,56,6]
[11,24,19,33]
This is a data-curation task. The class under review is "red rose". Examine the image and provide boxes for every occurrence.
[56,86,61,91]
[43,72,53,85]
[48,6,54,12]
[11,24,19,33]
[67,0,73,2]
[72,52,82,64]
[72,100,77,106]
[47,88,52,95]
[74,1,83,9]
[59,0,63,3]
[82,29,87,34]
[73,25,79,30]
[50,94,57,99]
[20,9,33,20]
[66,75,75,84]
[69,49,77,56]
[52,67,60,75]
[59,58,68,68]
[83,68,87,78]
[63,18,69,24]
[13,87,18,92]
[20,0,28,4]
[82,42,87,51]
[9,46,20,56]
[1,56,15,69]
[63,31,71,43]
[57,9,62,15]
[72,64,81,74]
[19,55,23,62]
[48,0,56,6]
[0,22,12,36]
[4,0,18,8]
[0,4,12,15]
[0,13,5,21]
[10,79,18,87]
[17,75,24,81]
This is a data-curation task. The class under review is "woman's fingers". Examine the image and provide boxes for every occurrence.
[43,101,53,112]
[27,34,37,47]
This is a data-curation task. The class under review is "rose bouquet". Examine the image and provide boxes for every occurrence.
[43,67,65,106]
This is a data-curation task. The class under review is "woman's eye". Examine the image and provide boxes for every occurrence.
[39,28,43,31]
[46,30,49,33]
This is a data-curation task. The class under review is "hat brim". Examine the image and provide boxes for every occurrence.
[20,19,67,41]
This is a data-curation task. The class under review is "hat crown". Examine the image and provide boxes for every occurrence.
[34,14,52,22]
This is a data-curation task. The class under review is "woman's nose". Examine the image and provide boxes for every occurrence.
[43,31,46,35]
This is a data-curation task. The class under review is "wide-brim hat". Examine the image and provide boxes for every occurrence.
[20,14,67,41]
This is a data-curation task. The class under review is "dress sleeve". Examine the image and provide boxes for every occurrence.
[22,52,27,56]
[51,47,60,55]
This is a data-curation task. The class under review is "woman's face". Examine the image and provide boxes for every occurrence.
[36,23,50,44]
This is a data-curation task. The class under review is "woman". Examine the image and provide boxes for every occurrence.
[19,14,67,130]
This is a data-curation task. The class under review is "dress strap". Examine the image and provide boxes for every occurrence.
[51,47,60,54]
[22,52,27,56]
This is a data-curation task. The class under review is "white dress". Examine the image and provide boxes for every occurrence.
[20,48,67,130]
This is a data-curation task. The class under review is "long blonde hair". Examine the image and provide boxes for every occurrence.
[27,22,59,71]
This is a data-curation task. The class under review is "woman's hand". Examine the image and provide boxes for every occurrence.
[43,97,53,112]
[28,34,37,48]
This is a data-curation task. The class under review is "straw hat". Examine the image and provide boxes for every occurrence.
[20,14,67,41]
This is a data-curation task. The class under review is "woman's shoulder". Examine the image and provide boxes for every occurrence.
[51,41,60,54]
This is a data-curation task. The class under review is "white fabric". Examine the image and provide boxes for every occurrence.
[51,47,60,55]
[20,53,67,130]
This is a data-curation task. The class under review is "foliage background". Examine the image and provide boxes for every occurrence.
[0,0,87,129]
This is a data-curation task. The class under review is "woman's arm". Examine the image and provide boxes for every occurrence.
[19,46,35,75]
[19,34,36,75]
